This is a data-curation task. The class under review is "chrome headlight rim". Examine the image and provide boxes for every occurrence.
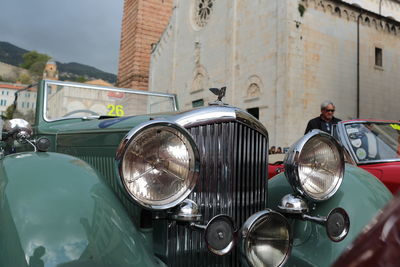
[241,209,292,267]
[284,130,345,202]
[116,120,200,210]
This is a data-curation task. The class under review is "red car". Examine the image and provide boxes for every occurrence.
[268,153,285,178]
[333,120,400,194]
[269,120,400,194]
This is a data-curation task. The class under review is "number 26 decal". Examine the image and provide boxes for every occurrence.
[107,104,125,116]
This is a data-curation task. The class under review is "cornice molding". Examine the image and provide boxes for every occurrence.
[303,0,400,35]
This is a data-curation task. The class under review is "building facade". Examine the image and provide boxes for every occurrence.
[117,0,174,90]
[0,82,36,121]
[149,0,400,147]
[43,59,59,80]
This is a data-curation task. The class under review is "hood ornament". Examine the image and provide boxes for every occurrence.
[209,86,228,106]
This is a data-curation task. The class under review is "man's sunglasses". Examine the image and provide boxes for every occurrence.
[325,109,335,112]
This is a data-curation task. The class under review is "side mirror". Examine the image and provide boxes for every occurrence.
[4,119,33,143]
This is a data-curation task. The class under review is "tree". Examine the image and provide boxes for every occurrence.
[4,104,15,120]
[74,76,87,83]
[20,51,51,77]
[17,73,32,84]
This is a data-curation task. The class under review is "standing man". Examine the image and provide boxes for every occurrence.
[305,100,341,134]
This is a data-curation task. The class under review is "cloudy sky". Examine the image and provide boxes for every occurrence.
[0,0,124,74]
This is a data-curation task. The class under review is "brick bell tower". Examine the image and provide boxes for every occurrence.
[117,0,174,90]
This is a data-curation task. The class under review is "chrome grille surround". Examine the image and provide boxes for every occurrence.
[154,106,269,266]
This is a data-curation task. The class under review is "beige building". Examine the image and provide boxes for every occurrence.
[0,83,36,118]
[149,0,400,147]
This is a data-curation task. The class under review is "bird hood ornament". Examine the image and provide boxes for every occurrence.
[209,86,228,106]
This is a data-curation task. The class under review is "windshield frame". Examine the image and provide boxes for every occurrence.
[42,80,178,122]
[337,120,400,165]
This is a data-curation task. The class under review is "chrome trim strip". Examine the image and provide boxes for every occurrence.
[173,106,268,138]
[42,79,178,122]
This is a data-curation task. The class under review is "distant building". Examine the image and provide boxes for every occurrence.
[149,0,400,147]
[0,82,36,119]
[85,79,113,87]
[43,59,59,80]
[117,0,174,90]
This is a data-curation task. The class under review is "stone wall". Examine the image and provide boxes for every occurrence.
[149,0,400,147]
[0,62,29,81]
[149,0,290,145]
[281,0,400,144]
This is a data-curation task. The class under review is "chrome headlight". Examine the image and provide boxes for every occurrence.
[240,210,292,267]
[284,130,344,201]
[116,120,200,210]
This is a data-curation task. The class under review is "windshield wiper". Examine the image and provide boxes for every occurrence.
[81,115,119,121]
[98,115,119,119]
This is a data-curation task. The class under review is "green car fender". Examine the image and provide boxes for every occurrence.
[0,152,164,267]
[268,164,392,267]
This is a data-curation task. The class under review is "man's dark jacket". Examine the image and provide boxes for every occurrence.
[304,116,341,134]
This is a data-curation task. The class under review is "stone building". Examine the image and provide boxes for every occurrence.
[117,0,174,90]
[0,82,36,122]
[0,83,25,117]
[43,59,59,80]
[149,0,400,147]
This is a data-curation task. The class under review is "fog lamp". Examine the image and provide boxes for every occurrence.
[240,210,292,267]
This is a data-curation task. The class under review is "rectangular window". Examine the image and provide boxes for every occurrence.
[246,107,259,119]
[192,99,204,108]
[375,47,383,67]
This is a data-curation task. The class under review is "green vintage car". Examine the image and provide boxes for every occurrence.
[0,80,392,267]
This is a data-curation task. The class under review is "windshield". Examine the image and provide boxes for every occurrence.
[44,81,177,121]
[343,122,400,163]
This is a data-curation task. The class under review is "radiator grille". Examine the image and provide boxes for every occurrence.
[162,121,268,266]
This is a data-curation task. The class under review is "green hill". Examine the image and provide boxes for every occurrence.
[0,41,28,66]
[0,41,117,84]
[57,62,116,83]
